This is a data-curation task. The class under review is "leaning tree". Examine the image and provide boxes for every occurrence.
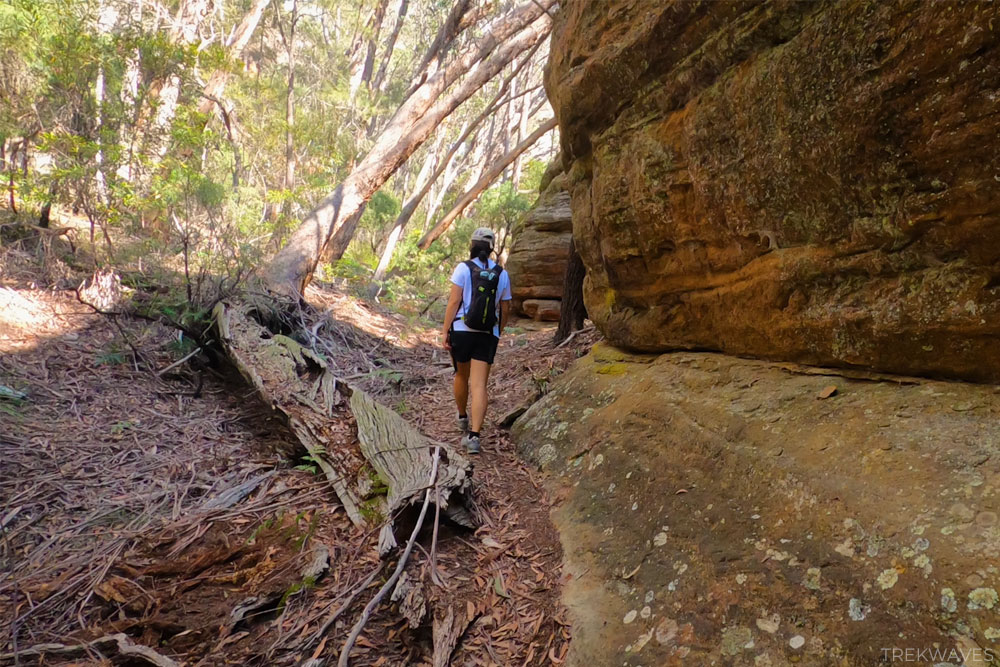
[215,0,559,551]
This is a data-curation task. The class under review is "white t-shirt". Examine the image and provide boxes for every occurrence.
[450,258,512,338]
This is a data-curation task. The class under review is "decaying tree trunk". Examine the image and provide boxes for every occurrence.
[213,298,473,549]
[553,237,587,344]
[418,116,556,249]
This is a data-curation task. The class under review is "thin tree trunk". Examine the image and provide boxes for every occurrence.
[265,1,554,294]
[417,117,556,250]
[512,68,532,188]
[553,237,587,344]
[197,0,271,115]
[346,4,370,104]
[146,0,212,159]
[361,0,391,90]
[282,0,298,210]
[371,0,408,94]
[120,0,143,182]
[370,42,541,284]
[349,0,389,104]
[423,149,462,232]
[92,0,119,202]
[402,0,484,99]
[3,140,15,213]
[370,125,449,285]
[471,97,502,179]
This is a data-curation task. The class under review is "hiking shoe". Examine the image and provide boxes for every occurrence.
[458,415,469,433]
[462,433,481,454]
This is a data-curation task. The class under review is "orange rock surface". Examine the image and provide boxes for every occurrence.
[546,0,1000,380]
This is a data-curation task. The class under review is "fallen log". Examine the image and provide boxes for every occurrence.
[213,296,473,545]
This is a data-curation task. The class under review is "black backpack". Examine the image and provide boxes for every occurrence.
[461,260,503,331]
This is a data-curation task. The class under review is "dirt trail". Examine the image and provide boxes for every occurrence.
[1,278,592,665]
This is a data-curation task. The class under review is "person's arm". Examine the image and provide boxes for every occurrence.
[441,283,463,349]
[499,300,511,336]
[498,269,513,336]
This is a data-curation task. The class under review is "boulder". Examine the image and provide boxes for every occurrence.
[546,0,1000,381]
[514,344,1000,665]
[506,172,573,318]
[521,299,561,322]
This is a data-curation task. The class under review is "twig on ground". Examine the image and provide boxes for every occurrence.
[304,561,386,655]
[337,446,441,667]
[1,633,179,667]
[430,483,445,588]
[156,346,204,377]
[555,325,595,349]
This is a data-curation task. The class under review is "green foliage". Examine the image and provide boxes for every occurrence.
[0,0,547,338]
[294,454,321,474]
[94,342,126,366]
[110,420,134,435]
[520,159,547,194]
[475,181,532,242]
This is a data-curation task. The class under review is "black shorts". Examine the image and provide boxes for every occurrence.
[449,330,499,368]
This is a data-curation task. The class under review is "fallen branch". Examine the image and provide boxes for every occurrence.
[337,447,441,667]
[555,324,594,349]
[305,561,386,653]
[1,633,179,666]
[156,345,204,377]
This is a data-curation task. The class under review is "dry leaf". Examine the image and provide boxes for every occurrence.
[818,385,838,399]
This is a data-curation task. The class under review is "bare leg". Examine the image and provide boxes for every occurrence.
[469,359,491,433]
[453,361,470,417]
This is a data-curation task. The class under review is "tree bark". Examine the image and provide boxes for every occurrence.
[361,0,391,90]
[370,125,447,285]
[370,41,541,285]
[265,1,554,294]
[553,237,588,344]
[196,0,271,115]
[371,0,408,94]
[417,117,556,250]
[282,0,298,210]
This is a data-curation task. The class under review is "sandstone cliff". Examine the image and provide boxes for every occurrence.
[505,172,573,320]
[546,0,1000,380]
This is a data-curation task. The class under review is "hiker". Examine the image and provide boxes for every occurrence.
[440,227,512,454]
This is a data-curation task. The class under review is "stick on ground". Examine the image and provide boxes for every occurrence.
[337,446,441,667]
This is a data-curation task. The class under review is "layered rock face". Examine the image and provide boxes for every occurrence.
[546,0,1000,380]
[505,173,573,320]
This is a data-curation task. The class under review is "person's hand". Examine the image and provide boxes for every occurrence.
[440,330,451,351]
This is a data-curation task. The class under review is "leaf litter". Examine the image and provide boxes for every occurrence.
[1,278,598,665]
